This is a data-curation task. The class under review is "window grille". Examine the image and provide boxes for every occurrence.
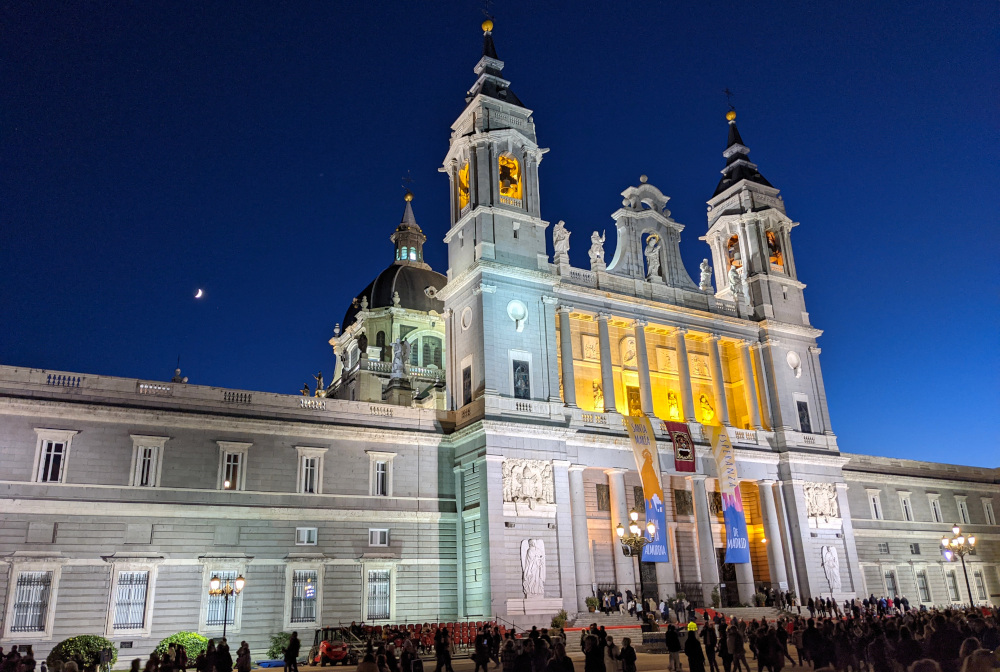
[290,570,318,623]
[974,571,987,601]
[11,571,51,632]
[38,441,65,482]
[367,570,390,621]
[113,571,149,630]
[205,570,237,626]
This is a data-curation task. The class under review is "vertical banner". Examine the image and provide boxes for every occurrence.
[664,421,696,473]
[622,416,670,562]
[706,425,751,564]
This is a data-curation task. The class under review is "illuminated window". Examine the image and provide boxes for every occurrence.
[766,230,784,269]
[290,570,318,623]
[498,153,522,200]
[458,162,470,209]
[726,235,741,269]
[217,442,251,491]
[409,248,417,261]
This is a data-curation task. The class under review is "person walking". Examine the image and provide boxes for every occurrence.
[719,623,733,672]
[547,641,575,672]
[702,620,720,672]
[433,633,454,672]
[583,636,605,672]
[215,640,233,672]
[728,621,751,672]
[665,625,683,672]
[284,633,301,672]
[686,623,707,672]
[603,636,619,672]
[235,643,250,672]
[618,639,636,672]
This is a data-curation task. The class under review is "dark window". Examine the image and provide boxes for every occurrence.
[633,486,645,511]
[462,366,472,406]
[674,490,694,516]
[423,337,442,368]
[596,484,611,512]
[909,543,921,555]
[513,359,530,399]
[375,331,385,347]
[797,400,812,434]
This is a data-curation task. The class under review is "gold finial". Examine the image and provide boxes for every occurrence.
[726,110,737,122]
[482,19,494,33]
[404,190,414,202]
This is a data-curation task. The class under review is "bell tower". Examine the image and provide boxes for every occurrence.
[701,111,808,325]
[441,19,549,277]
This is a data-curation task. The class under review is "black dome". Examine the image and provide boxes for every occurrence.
[343,263,446,327]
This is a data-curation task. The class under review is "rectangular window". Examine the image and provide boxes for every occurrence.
[884,570,898,596]
[135,446,157,487]
[206,570,237,626]
[909,543,921,555]
[367,570,390,621]
[290,570,318,624]
[930,498,943,523]
[916,570,931,602]
[374,461,387,496]
[38,441,66,483]
[596,484,611,512]
[878,542,890,554]
[223,453,242,490]
[10,571,52,632]
[868,491,883,520]
[985,500,996,526]
[462,365,473,406]
[957,499,971,524]
[946,571,960,602]
[300,457,318,494]
[973,570,987,601]
[900,496,913,522]
[796,400,812,434]
[369,529,389,547]
[512,359,530,400]
[296,527,317,546]
[112,571,149,631]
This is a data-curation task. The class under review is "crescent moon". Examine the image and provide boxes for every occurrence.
[195,289,204,298]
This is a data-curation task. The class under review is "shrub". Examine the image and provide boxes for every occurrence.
[47,635,118,669]
[675,592,686,602]
[155,632,209,660]
[753,592,766,607]
[550,609,568,630]
[585,597,600,610]
[267,632,291,661]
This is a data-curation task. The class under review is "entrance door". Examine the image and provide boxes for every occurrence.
[639,561,659,602]
[717,548,740,607]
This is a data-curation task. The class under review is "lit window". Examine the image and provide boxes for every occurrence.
[32,429,78,484]
[7,570,53,634]
[458,162,470,210]
[497,153,522,200]
[112,571,150,632]
[217,442,251,491]
[368,451,395,497]
[130,435,167,487]
[867,489,883,520]
[957,497,971,524]
[296,447,327,495]
[409,249,417,261]
[296,527,318,546]
[290,570,318,623]
[984,499,996,526]
[369,529,389,547]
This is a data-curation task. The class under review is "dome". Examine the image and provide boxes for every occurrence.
[342,263,446,328]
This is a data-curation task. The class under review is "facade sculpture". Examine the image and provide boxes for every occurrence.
[822,545,842,592]
[553,220,571,259]
[588,231,606,268]
[644,234,661,280]
[502,459,555,508]
[804,482,841,519]
[391,338,410,378]
[699,259,713,291]
[728,264,743,300]
[592,381,604,409]
[521,539,546,597]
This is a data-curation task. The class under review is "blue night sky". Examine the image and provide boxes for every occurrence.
[3,2,997,466]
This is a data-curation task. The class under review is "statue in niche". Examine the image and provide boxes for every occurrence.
[390,339,410,379]
[553,220,571,258]
[621,337,637,368]
[592,381,604,410]
[728,264,744,301]
[588,231,606,267]
[699,259,713,291]
[699,394,715,423]
[521,539,546,598]
[357,332,368,358]
[644,234,662,279]
[822,545,842,592]
[803,482,841,519]
[667,391,681,420]
[708,491,724,516]
[502,459,555,508]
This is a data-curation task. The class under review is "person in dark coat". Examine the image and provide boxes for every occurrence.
[547,641,575,672]
[702,623,719,672]
[665,625,683,672]
[718,623,733,672]
[285,633,301,672]
[215,640,233,672]
[685,625,707,672]
[618,639,636,672]
[583,636,605,672]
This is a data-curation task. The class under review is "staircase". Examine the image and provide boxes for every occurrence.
[695,606,787,622]
[568,611,644,641]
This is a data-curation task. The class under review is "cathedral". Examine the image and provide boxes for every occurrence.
[1,20,997,659]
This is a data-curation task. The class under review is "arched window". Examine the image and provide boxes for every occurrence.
[498,153,522,200]
[409,248,417,261]
[726,235,741,269]
[766,231,784,270]
[409,340,420,366]
[422,336,443,369]
[458,162,470,210]
[375,331,385,347]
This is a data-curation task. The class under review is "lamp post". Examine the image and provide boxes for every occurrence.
[616,507,656,600]
[941,524,976,607]
[208,574,246,640]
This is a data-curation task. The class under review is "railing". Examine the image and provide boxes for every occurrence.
[409,366,443,380]
[581,412,609,425]
[300,398,326,410]
[730,428,758,445]
[222,391,253,405]
[715,300,738,315]
[362,359,392,373]
[46,374,82,387]
[498,196,522,207]
[136,382,172,396]
[369,404,394,418]
[568,268,597,286]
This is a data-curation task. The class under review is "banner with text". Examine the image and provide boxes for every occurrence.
[707,425,751,564]
[664,421,696,473]
[623,415,670,563]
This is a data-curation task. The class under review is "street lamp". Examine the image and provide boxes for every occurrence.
[616,508,656,601]
[208,574,246,640]
[941,524,976,606]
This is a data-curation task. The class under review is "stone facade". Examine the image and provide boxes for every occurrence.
[1,20,998,663]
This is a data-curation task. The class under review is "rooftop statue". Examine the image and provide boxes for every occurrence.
[588,231,606,269]
[552,220,570,259]
[699,259,713,291]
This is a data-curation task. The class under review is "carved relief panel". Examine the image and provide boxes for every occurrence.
[803,481,842,529]
[502,459,556,517]
[582,335,600,362]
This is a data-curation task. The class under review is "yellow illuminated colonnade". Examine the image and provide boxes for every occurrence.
[555,310,766,430]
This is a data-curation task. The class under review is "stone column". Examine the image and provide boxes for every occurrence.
[735,545,756,605]
[771,479,801,598]
[453,465,466,618]
[739,340,763,430]
[552,460,578,613]
[692,475,721,605]
[750,344,773,429]
[836,482,862,596]
[674,328,696,422]
[757,480,788,590]
[606,468,637,592]
[597,313,617,413]
[557,307,577,407]
[633,319,654,416]
[568,465,594,610]
[708,334,731,426]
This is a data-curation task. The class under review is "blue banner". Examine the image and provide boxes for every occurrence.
[707,425,751,564]
[623,416,670,563]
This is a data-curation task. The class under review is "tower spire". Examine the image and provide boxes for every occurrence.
[391,190,429,269]
[714,110,772,196]
[466,19,524,107]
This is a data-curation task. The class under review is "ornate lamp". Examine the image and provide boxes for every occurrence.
[617,508,654,557]
[207,573,247,640]
[941,524,976,606]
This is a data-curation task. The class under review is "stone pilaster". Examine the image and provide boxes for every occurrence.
[674,328,696,422]
[551,460,578,613]
[633,319,654,416]
[757,479,788,589]
[692,475,721,604]
[739,340,763,430]
[557,307,577,407]
[568,465,594,610]
[708,334,731,426]
[453,465,466,618]
[597,313,617,413]
[606,468,637,592]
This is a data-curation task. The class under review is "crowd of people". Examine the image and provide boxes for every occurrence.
[595,589,692,624]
